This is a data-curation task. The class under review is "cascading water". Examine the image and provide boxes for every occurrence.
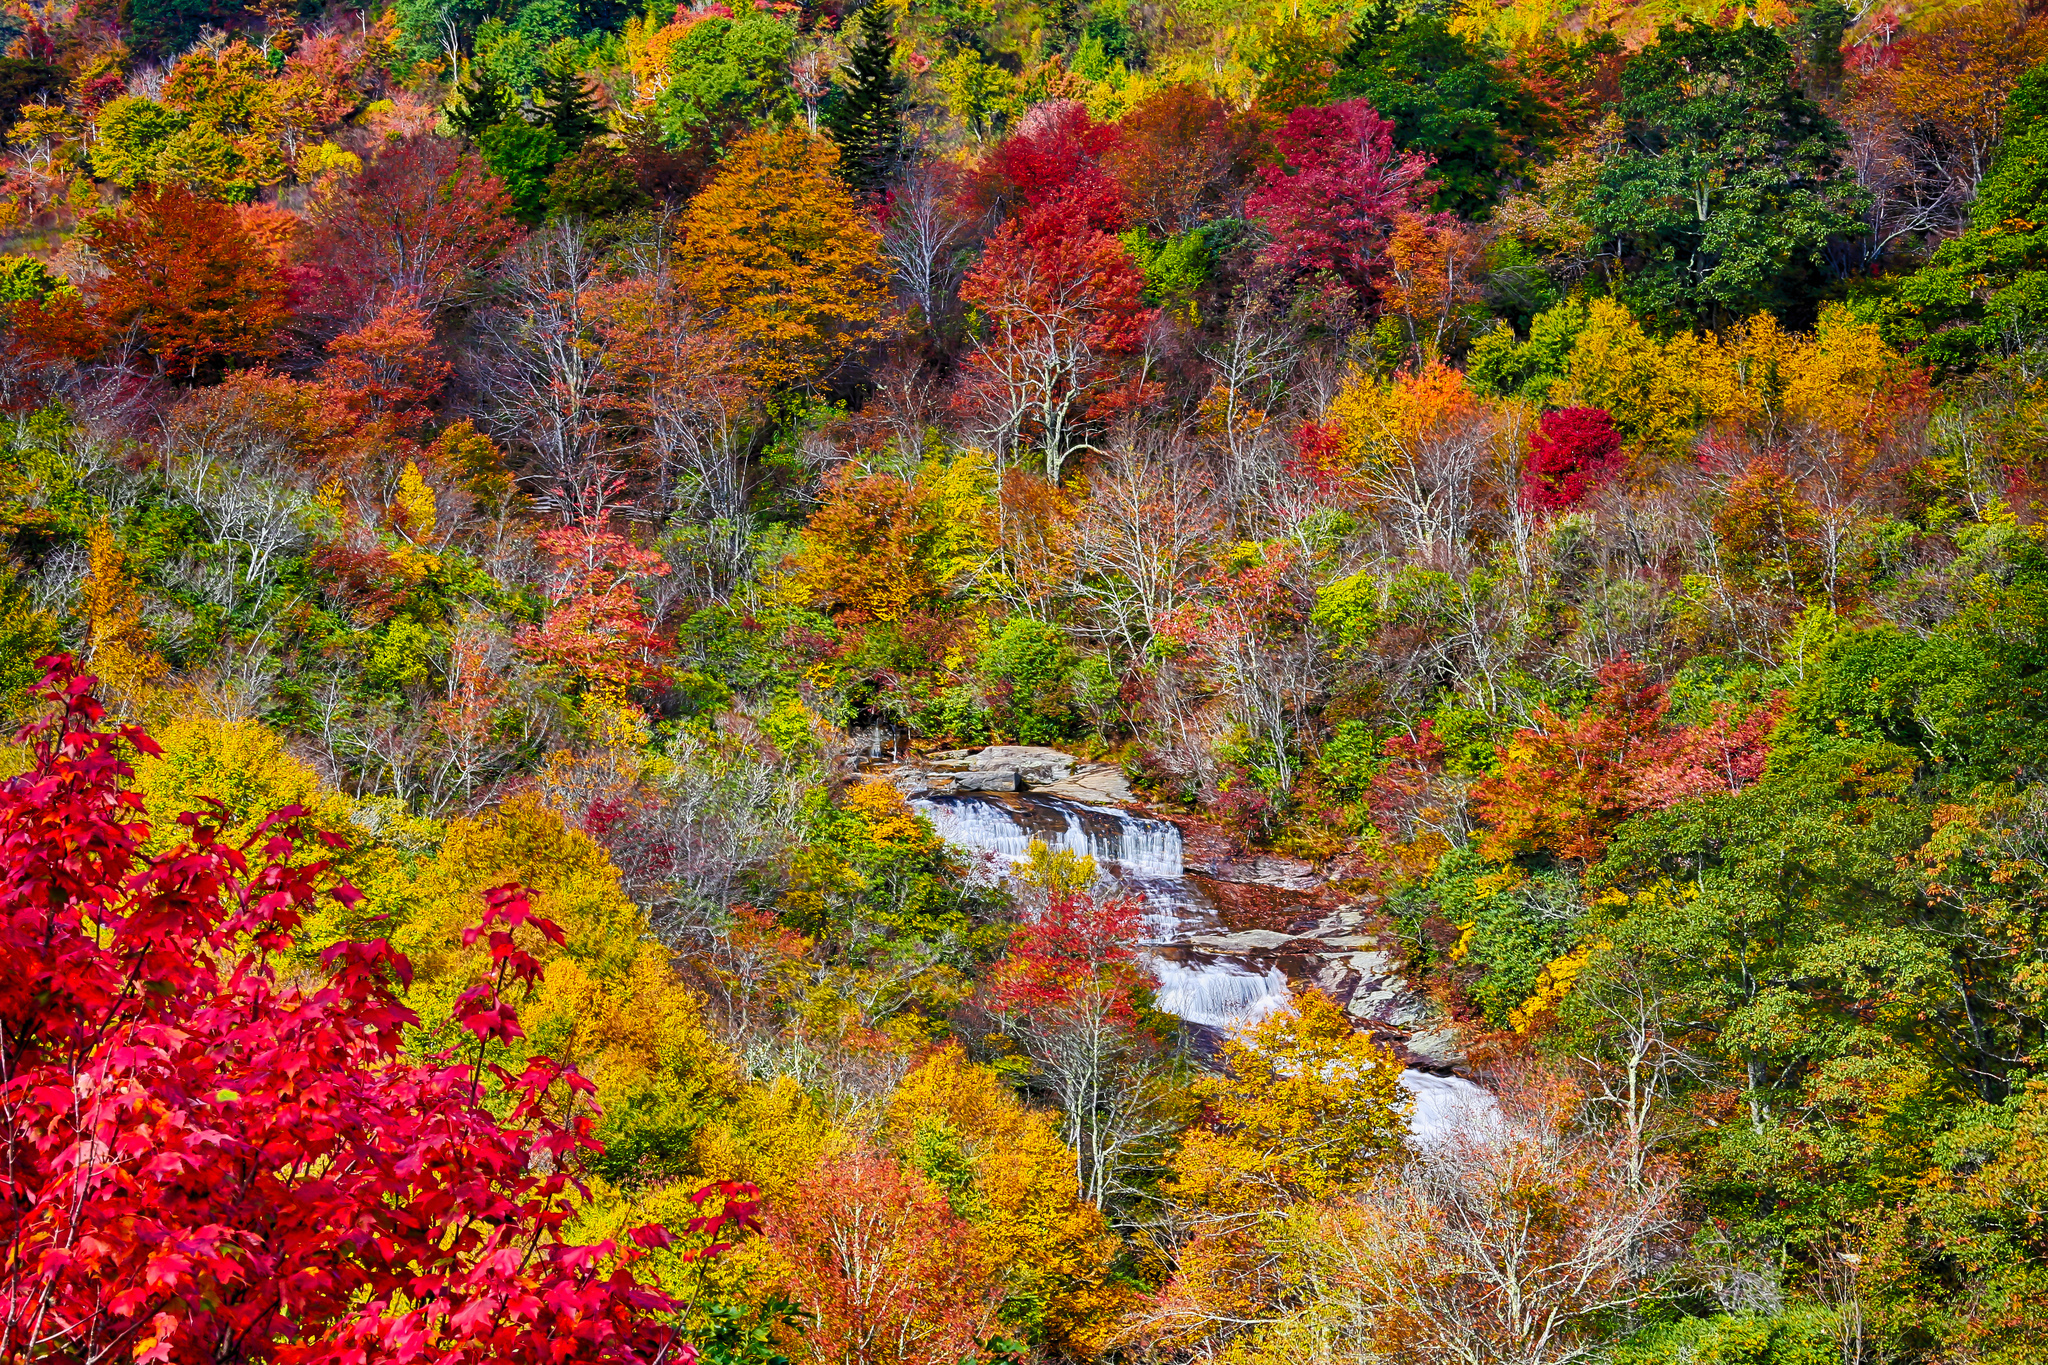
[913,788,1496,1142]
[911,792,1184,880]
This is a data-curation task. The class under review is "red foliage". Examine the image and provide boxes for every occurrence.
[987,891,1150,1025]
[518,519,672,689]
[0,656,748,1364]
[300,137,520,324]
[81,185,290,379]
[1523,407,1624,510]
[1245,100,1434,302]
[1473,657,1779,862]
[317,295,452,439]
[972,100,1127,236]
[1107,83,1257,234]
[765,1147,1000,1365]
[956,210,1158,463]
[1289,419,1350,496]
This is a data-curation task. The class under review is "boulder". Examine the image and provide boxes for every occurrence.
[952,769,1021,792]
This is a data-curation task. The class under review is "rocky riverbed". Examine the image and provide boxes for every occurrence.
[873,743,1473,1079]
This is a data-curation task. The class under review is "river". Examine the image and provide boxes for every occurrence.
[908,788,1496,1146]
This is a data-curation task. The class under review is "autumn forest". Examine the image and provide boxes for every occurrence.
[3,0,2048,1360]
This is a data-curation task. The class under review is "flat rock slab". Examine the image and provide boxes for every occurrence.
[948,769,1020,791]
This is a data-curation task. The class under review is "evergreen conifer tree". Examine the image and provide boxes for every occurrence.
[823,3,907,194]
[534,58,605,151]
[448,60,512,141]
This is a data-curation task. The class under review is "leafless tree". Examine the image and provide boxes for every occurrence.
[1069,441,1218,660]
[1304,1069,1681,1365]
[880,159,975,329]
[475,221,622,519]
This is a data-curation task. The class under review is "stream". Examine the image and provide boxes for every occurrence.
[908,789,1496,1146]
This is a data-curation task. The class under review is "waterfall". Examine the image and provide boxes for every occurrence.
[1398,1070,1501,1149]
[911,793,1183,879]
[1150,954,1292,1029]
[914,785,1493,1148]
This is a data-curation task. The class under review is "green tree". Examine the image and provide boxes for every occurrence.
[447,59,514,140]
[1589,20,1866,326]
[822,2,907,194]
[478,118,565,223]
[653,10,796,153]
[1328,1,1550,216]
[1894,67,2048,370]
[534,54,605,150]
[87,96,188,189]
[545,143,650,219]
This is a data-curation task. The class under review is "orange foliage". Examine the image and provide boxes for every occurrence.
[316,296,450,439]
[1472,657,1672,864]
[765,1145,1002,1365]
[82,185,289,378]
[679,127,894,393]
[796,468,953,622]
[1379,212,1487,364]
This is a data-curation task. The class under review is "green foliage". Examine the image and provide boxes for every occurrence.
[1391,847,1580,1026]
[0,565,60,723]
[534,53,606,150]
[780,781,1001,963]
[0,255,63,305]
[1614,1308,1843,1365]
[1591,20,1866,326]
[654,10,796,151]
[1329,2,1547,216]
[546,143,651,219]
[981,616,1080,744]
[822,2,907,194]
[1769,587,2048,789]
[1465,298,1587,402]
[88,96,189,189]
[1119,226,1214,317]
[479,117,567,222]
[1895,114,2048,369]
[447,59,515,139]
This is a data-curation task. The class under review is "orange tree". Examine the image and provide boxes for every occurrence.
[81,184,289,379]
[678,126,894,393]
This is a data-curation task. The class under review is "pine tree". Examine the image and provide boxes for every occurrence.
[823,3,907,194]
[534,58,605,151]
[447,60,511,140]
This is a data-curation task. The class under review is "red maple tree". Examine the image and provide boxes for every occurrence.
[81,185,291,379]
[1245,99,1434,305]
[1523,407,1625,511]
[971,99,1127,235]
[0,656,749,1364]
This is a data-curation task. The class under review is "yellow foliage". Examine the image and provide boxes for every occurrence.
[842,778,927,846]
[130,714,346,855]
[81,522,165,706]
[1010,839,1099,896]
[887,1046,1128,1354]
[391,459,438,544]
[1177,989,1411,1205]
[1554,300,1915,471]
[1551,297,1717,466]
[1508,939,1606,1034]
[679,126,894,392]
[692,1074,839,1206]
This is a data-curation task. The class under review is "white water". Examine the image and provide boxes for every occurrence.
[913,788,1494,1146]
[1399,1069,1500,1148]
[911,793,1184,879]
[1150,954,1294,1029]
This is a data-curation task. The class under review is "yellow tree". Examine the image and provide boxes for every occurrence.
[81,522,166,705]
[679,126,894,392]
[1143,990,1410,1356]
[886,1046,1129,1356]
[1184,988,1410,1204]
